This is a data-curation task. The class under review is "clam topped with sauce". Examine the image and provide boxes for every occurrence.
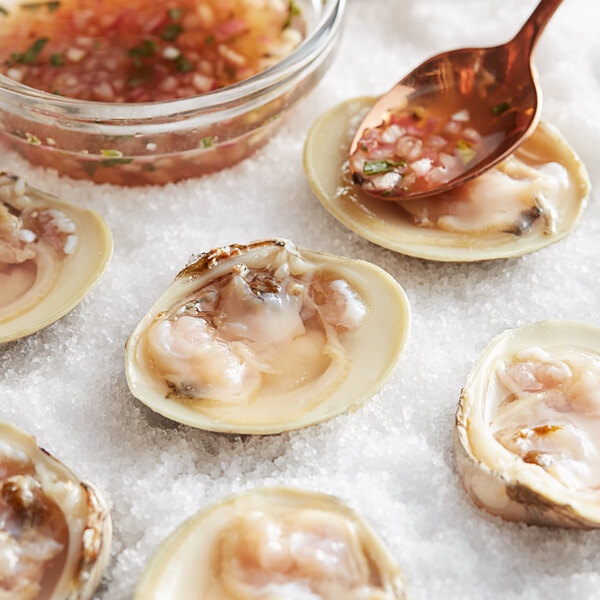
[0,172,112,343]
[133,487,407,599]
[456,320,600,528]
[0,420,111,599]
[125,240,411,433]
[305,97,590,261]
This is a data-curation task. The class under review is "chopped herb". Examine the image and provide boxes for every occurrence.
[142,163,157,172]
[174,54,193,73]
[52,89,61,95]
[0,6,8,15]
[21,0,60,11]
[128,39,157,67]
[492,101,510,116]
[12,38,48,64]
[200,136,216,148]
[25,132,42,145]
[359,144,368,152]
[100,149,124,157]
[161,23,183,42]
[283,0,301,29]
[93,40,101,51]
[50,53,64,67]
[101,157,133,167]
[456,139,476,166]
[284,0,301,27]
[168,7,182,20]
[363,159,406,175]
[204,35,215,45]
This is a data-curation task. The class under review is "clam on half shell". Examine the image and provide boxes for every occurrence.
[456,320,600,528]
[133,486,407,600]
[0,420,111,599]
[0,172,112,343]
[304,97,591,262]
[125,239,410,434]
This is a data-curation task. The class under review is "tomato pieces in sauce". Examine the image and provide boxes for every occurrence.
[0,0,303,102]
[350,106,504,198]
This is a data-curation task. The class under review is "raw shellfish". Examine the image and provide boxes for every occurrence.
[304,97,590,262]
[0,172,113,343]
[456,320,600,527]
[125,240,410,433]
[0,420,111,598]
[133,486,407,599]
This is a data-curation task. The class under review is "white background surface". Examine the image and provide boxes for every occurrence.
[2,0,600,597]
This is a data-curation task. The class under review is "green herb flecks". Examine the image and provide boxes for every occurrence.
[456,139,476,166]
[161,23,183,42]
[101,157,133,167]
[200,136,216,149]
[12,38,48,64]
[0,6,8,15]
[205,35,214,45]
[168,7,182,20]
[21,0,60,11]
[142,163,157,172]
[359,144,368,152]
[128,39,157,68]
[284,0,301,28]
[492,101,510,116]
[50,53,64,67]
[174,54,193,73]
[363,159,406,176]
[100,149,124,158]
[25,132,42,145]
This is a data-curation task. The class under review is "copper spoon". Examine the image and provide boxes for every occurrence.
[350,0,563,201]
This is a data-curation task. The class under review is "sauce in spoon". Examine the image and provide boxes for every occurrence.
[350,0,564,200]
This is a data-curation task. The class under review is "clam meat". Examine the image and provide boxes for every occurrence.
[0,421,111,599]
[456,320,600,527]
[304,97,590,261]
[133,486,407,599]
[125,240,411,434]
[0,172,112,343]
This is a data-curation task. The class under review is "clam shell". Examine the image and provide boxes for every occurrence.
[0,420,112,598]
[455,320,600,527]
[304,97,590,262]
[133,486,407,599]
[125,240,411,434]
[0,172,113,343]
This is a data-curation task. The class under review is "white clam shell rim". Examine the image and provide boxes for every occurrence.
[133,486,407,600]
[303,97,591,262]
[0,421,112,599]
[124,240,411,434]
[0,172,113,344]
[455,320,600,528]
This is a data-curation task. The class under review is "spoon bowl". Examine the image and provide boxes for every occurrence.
[350,0,563,201]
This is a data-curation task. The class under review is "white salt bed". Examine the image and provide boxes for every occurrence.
[2,0,600,598]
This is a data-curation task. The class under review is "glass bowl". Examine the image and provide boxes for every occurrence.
[0,0,345,186]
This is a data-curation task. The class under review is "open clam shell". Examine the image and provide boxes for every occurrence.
[0,420,112,598]
[133,486,407,599]
[304,97,590,262]
[455,320,600,527]
[0,172,113,343]
[125,239,411,434]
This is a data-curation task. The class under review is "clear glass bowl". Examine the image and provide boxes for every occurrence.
[0,0,345,185]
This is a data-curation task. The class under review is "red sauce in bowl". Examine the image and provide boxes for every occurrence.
[0,0,303,102]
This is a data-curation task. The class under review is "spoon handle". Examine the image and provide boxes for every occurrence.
[513,0,564,51]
